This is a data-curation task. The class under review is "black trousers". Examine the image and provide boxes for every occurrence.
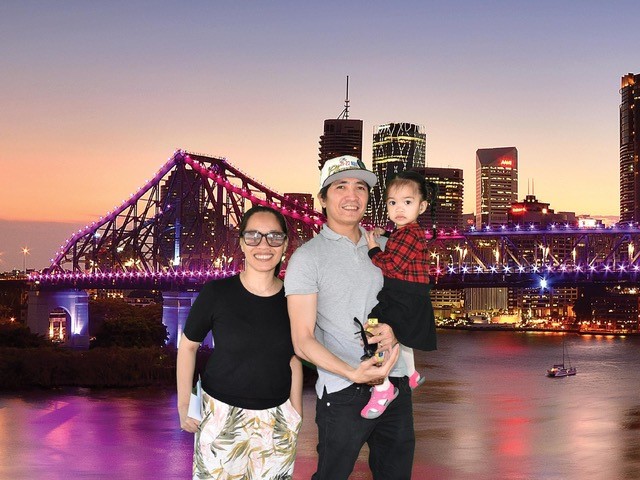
[312,377,415,480]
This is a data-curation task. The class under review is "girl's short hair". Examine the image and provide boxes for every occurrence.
[385,170,429,202]
[386,170,438,239]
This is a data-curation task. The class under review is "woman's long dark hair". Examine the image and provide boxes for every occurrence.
[239,205,288,276]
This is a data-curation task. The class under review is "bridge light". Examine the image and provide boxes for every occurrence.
[540,278,548,289]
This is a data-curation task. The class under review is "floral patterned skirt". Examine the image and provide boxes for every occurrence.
[193,392,301,480]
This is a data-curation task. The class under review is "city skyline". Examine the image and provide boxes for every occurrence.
[1,1,636,269]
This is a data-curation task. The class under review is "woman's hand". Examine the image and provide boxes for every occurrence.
[179,409,201,433]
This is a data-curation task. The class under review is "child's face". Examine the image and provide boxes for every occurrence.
[386,183,427,228]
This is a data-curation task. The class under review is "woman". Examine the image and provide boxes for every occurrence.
[177,205,303,480]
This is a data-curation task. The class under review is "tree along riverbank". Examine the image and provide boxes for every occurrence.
[0,346,193,390]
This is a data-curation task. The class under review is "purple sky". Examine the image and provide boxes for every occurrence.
[1,1,636,269]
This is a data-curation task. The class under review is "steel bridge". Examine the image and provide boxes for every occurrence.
[28,148,640,289]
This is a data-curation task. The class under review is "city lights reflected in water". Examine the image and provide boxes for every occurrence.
[0,332,639,479]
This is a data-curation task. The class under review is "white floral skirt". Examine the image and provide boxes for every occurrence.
[193,392,301,480]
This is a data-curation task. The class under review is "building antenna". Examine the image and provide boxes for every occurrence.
[338,76,350,119]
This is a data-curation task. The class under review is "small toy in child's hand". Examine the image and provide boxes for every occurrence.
[365,318,385,365]
[354,317,377,361]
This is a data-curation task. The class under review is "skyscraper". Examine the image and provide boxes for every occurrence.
[318,77,363,171]
[318,119,363,170]
[412,166,464,231]
[475,147,518,227]
[620,73,640,223]
[369,122,426,226]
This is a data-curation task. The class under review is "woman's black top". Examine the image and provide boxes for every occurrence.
[183,275,294,409]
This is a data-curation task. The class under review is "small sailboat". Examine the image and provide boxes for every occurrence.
[547,337,577,377]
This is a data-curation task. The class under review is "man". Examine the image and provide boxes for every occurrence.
[285,155,415,479]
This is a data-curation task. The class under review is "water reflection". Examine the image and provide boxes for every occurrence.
[0,331,638,479]
[0,389,193,479]
[417,331,640,480]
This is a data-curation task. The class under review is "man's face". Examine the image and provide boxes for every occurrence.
[319,178,369,226]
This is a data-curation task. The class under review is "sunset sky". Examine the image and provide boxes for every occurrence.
[1,1,637,270]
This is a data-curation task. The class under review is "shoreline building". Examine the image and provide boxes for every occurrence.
[620,73,640,223]
[369,122,426,226]
[476,147,518,228]
[507,194,577,227]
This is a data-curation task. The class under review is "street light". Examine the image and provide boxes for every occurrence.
[21,247,29,273]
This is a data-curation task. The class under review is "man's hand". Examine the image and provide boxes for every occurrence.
[347,344,400,385]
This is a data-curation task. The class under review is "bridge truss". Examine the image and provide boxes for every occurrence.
[45,150,322,277]
[31,149,640,290]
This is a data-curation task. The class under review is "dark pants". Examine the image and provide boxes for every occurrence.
[312,377,415,480]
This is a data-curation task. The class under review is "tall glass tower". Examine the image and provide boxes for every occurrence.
[369,122,426,226]
[620,73,640,223]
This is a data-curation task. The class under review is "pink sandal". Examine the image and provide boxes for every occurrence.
[360,384,399,419]
[408,371,426,389]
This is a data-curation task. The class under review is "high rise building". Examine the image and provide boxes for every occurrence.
[475,147,518,227]
[412,166,464,231]
[369,122,426,226]
[620,73,640,223]
[318,77,363,171]
[283,193,315,248]
[318,119,363,171]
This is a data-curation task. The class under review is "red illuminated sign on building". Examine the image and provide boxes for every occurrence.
[511,206,526,214]
[499,158,513,168]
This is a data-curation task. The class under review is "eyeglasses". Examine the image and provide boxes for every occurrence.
[354,317,377,361]
[241,230,287,247]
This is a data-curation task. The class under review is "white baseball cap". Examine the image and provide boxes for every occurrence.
[319,155,377,190]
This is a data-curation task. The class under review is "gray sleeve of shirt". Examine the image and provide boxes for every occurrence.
[284,247,319,296]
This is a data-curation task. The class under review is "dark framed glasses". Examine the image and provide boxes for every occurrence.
[354,317,377,361]
[241,230,287,247]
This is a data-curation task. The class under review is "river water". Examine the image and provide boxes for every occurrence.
[1,330,639,479]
